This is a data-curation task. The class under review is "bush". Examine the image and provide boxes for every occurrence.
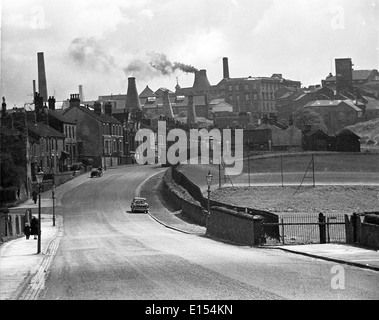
[0,187,18,203]
[364,213,379,225]
[0,207,9,214]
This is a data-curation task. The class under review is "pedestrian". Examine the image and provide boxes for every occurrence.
[24,222,31,240]
[31,216,39,240]
[32,189,38,204]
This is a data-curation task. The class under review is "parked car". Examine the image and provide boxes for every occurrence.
[70,162,83,171]
[90,167,103,178]
[131,197,149,213]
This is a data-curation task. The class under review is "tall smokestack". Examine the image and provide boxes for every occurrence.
[79,85,85,101]
[1,97,7,118]
[223,57,230,79]
[125,77,142,112]
[162,90,174,120]
[335,58,353,93]
[187,95,197,125]
[193,69,211,88]
[37,52,48,102]
[34,92,44,122]
[33,80,36,96]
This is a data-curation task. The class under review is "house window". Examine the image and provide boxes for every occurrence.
[235,85,239,91]
[229,95,233,101]
[245,94,250,101]
[228,85,233,92]
[244,84,249,91]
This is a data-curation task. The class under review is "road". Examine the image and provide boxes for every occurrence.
[38,165,378,300]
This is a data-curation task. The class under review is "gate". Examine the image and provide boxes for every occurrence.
[261,212,346,245]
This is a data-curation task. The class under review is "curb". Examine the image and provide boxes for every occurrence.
[263,246,379,272]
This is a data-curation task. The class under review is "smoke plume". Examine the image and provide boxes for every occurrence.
[68,37,115,72]
[123,51,198,79]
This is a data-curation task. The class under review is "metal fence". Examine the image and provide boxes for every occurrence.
[261,212,346,245]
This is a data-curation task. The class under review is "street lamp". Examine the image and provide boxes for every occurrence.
[35,171,44,254]
[206,170,213,215]
[52,184,56,227]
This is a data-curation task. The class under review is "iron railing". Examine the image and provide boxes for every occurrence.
[261,212,346,245]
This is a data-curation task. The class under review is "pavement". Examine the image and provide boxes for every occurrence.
[1,167,379,300]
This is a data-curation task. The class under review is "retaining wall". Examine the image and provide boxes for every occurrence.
[361,223,379,249]
[171,164,280,239]
[162,169,208,226]
[206,206,263,246]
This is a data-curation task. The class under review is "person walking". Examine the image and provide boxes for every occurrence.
[24,222,31,240]
[31,216,39,240]
[32,189,38,204]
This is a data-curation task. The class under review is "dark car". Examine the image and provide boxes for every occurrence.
[90,167,103,178]
[131,197,149,213]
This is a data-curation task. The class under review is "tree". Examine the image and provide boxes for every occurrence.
[0,153,23,188]
[292,108,327,133]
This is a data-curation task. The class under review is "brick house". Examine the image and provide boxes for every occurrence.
[276,86,335,126]
[62,95,124,168]
[303,100,365,135]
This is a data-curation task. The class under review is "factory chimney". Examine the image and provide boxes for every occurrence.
[187,95,197,125]
[37,52,48,102]
[79,85,85,102]
[193,69,211,88]
[162,90,174,120]
[125,77,142,111]
[223,57,230,79]
[33,80,37,96]
[34,92,44,122]
[1,97,7,118]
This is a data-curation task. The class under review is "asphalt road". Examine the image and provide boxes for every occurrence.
[38,165,379,300]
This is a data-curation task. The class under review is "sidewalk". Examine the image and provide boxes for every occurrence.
[0,171,91,300]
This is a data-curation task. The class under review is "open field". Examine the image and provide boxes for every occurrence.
[242,153,379,173]
[211,185,379,214]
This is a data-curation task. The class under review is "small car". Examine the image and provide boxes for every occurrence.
[90,167,103,178]
[131,197,149,213]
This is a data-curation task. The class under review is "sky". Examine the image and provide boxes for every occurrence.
[1,0,378,108]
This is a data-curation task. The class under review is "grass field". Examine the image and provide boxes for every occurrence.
[242,153,379,173]
[211,185,379,214]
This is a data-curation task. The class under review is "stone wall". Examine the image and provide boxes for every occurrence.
[162,168,208,226]
[361,223,379,250]
[206,206,263,246]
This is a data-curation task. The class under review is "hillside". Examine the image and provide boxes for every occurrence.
[346,118,379,145]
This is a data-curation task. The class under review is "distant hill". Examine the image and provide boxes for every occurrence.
[346,118,379,145]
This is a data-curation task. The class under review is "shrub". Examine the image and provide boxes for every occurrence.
[364,213,379,225]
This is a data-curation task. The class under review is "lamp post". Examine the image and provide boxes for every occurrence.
[36,171,44,254]
[52,184,56,227]
[206,170,213,215]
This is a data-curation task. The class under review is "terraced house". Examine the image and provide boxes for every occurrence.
[63,94,124,169]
